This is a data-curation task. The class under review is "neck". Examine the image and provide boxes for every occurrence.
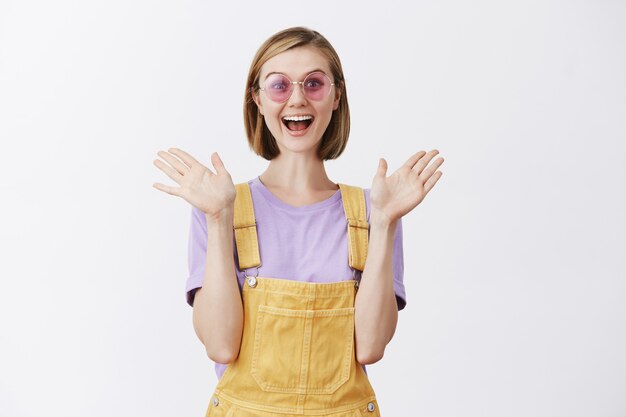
[259,153,337,193]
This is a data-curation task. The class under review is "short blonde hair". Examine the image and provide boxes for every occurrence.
[244,27,350,161]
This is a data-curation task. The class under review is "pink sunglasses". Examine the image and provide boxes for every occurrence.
[258,71,336,103]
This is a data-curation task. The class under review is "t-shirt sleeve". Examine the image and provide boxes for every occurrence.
[185,207,242,307]
[364,188,407,311]
[185,206,208,307]
[391,217,406,310]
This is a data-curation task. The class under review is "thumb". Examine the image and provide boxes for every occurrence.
[211,152,226,174]
[377,158,388,177]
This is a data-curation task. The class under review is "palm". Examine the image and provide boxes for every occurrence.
[153,148,236,216]
[370,150,444,223]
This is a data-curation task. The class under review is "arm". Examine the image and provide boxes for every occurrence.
[354,149,444,364]
[192,209,243,364]
[153,148,242,364]
[354,211,399,365]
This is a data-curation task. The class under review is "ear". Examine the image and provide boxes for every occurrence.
[332,86,341,111]
[252,88,264,116]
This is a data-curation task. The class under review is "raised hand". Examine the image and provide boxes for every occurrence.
[152,148,236,218]
[370,150,444,223]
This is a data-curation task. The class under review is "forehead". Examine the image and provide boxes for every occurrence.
[259,45,332,79]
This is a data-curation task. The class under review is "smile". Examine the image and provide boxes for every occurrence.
[282,114,314,133]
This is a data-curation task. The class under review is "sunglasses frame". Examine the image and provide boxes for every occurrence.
[258,71,336,103]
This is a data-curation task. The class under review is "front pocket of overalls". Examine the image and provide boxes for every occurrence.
[251,305,355,394]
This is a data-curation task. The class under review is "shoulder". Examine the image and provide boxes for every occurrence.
[348,184,371,221]
[363,187,371,222]
[335,183,372,222]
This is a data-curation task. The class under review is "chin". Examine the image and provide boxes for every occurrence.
[275,135,323,155]
[278,141,321,155]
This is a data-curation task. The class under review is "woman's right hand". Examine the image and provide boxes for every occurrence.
[152,148,236,219]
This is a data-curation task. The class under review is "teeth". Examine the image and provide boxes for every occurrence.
[282,115,313,122]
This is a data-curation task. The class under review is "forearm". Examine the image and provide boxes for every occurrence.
[192,209,243,363]
[354,210,399,364]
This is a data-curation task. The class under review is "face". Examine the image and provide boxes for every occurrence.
[253,46,341,157]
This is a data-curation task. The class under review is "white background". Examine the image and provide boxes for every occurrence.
[1,1,625,416]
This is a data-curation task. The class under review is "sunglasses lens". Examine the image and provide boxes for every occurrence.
[264,74,292,102]
[303,72,331,100]
[262,72,333,102]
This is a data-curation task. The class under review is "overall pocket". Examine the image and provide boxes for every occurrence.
[251,305,355,394]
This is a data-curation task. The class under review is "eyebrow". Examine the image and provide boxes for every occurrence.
[264,69,328,80]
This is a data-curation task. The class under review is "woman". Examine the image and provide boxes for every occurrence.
[153,26,443,416]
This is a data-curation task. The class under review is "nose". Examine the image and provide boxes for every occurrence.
[287,82,308,107]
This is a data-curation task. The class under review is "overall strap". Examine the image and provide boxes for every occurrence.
[233,182,261,270]
[338,184,370,272]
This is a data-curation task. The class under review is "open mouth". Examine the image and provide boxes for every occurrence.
[282,115,314,132]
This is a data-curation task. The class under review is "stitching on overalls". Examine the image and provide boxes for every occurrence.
[210,182,378,415]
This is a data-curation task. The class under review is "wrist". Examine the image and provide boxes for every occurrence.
[204,208,234,226]
[369,208,397,230]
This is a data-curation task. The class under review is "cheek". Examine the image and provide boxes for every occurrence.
[262,105,286,133]
[318,104,335,124]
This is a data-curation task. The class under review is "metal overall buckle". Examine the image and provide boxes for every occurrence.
[245,264,261,288]
[353,268,361,290]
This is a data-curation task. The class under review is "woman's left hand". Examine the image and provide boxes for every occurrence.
[370,149,444,224]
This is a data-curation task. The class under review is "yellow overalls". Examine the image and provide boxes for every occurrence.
[205,182,380,417]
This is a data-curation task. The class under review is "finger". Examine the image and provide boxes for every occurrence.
[153,158,182,183]
[412,149,439,175]
[377,158,388,177]
[158,150,189,175]
[168,147,199,169]
[211,152,227,175]
[419,156,444,182]
[423,171,443,195]
[403,150,427,169]
[152,182,181,197]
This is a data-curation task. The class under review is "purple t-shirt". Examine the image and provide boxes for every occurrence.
[186,176,405,378]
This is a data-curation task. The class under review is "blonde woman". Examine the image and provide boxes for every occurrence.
[153,26,444,416]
